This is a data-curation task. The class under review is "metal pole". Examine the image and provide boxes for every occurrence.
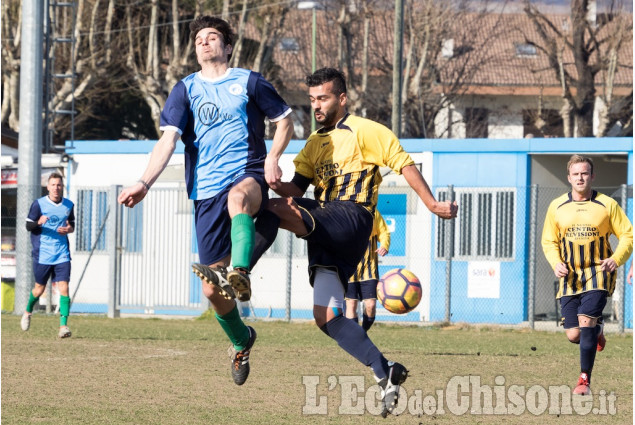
[15,0,45,315]
[107,186,121,318]
[310,6,317,133]
[618,183,627,333]
[528,185,538,329]
[444,185,455,322]
[391,0,404,137]
[285,230,293,321]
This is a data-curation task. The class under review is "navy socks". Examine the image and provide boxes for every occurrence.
[579,326,598,382]
[362,313,375,331]
[319,315,389,379]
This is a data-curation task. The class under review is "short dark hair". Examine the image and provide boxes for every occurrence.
[189,16,234,60]
[567,154,594,175]
[48,172,64,182]
[306,68,347,95]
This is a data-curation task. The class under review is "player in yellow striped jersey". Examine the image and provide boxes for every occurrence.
[541,155,632,396]
[249,68,457,416]
[345,210,391,331]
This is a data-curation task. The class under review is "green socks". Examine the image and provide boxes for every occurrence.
[231,213,255,270]
[59,295,70,326]
[215,305,249,350]
[26,292,39,313]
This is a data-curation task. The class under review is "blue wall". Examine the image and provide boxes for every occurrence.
[68,138,632,324]
[429,152,529,323]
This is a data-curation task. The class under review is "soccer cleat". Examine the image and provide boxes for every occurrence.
[192,263,235,300]
[573,373,591,395]
[58,326,72,339]
[597,332,606,352]
[228,326,257,386]
[375,361,409,417]
[21,312,32,331]
[227,268,252,302]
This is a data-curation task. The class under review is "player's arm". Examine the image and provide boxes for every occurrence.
[118,130,179,208]
[376,212,390,255]
[541,203,568,277]
[401,165,457,219]
[266,116,294,189]
[26,201,43,232]
[57,207,75,235]
[601,203,634,272]
[271,172,308,198]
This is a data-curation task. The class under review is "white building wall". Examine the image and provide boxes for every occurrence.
[66,147,436,319]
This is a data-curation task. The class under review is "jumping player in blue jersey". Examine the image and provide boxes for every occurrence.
[21,173,75,338]
[118,16,294,386]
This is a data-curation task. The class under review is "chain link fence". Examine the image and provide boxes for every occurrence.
[2,183,632,329]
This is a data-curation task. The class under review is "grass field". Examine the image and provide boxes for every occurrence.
[2,314,632,424]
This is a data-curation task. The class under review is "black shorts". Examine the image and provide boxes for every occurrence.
[33,261,71,285]
[559,290,608,329]
[345,279,378,301]
[293,198,373,288]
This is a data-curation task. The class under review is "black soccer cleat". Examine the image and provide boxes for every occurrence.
[227,267,252,302]
[192,263,235,300]
[376,361,409,417]
[228,326,257,386]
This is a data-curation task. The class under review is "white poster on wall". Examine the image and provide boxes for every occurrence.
[467,261,500,298]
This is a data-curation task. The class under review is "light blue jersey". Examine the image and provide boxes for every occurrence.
[160,68,291,200]
[27,196,75,265]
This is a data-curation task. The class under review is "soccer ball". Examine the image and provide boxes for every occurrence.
[377,268,422,314]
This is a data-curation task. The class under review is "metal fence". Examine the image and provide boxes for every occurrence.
[2,183,632,330]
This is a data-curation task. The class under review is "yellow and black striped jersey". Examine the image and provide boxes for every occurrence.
[349,210,391,283]
[293,114,414,212]
[542,191,633,298]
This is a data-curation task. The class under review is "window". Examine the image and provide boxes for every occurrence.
[76,190,93,251]
[436,188,516,260]
[123,203,143,253]
[76,189,109,252]
[279,37,300,52]
[465,108,488,138]
[515,43,537,57]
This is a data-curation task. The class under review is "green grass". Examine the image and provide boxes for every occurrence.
[2,314,632,424]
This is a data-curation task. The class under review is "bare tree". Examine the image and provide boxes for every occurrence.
[1,1,21,131]
[523,0,632,137]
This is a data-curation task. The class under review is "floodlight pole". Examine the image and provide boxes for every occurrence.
[391,0,404,137]
[15,0,44,314]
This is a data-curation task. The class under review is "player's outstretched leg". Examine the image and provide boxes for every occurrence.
[228,325,257,385]
[314,268,409,416]
[192,264,235,299]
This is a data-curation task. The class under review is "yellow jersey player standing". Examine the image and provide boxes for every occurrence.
[542,154,632,396]
[249,68,457,416]
[345,210,391,331]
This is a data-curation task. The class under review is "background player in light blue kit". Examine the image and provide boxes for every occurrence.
[21,172,75,338]
[118,16,293,386]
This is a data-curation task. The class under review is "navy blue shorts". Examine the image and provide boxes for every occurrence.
[33,261,71,285]
[560,290,607,329]
[194,173,268,265]
[345,279,378,300]
[293,198,373,288]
